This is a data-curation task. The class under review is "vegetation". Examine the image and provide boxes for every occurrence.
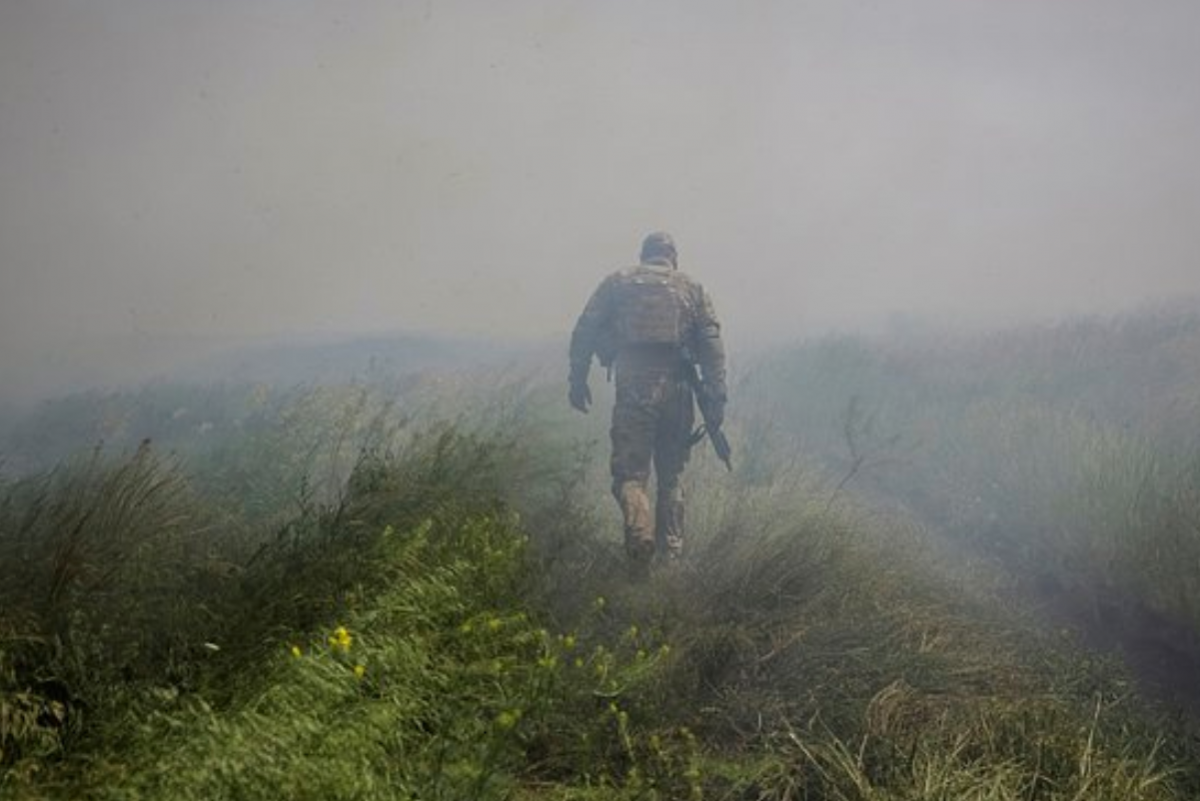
[2,305,1200,799]
[741,306,1200,706]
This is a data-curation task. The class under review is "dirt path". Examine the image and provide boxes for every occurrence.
[1032,577,1200,723]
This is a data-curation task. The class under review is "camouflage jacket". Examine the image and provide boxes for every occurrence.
[569,259,726,399]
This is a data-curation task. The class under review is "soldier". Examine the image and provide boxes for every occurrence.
[568,231,727,570]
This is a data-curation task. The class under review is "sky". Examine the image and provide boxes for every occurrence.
[2,0,1200,397]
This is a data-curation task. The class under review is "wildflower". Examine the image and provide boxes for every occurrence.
[290,645,302,658]
[353,664,366,679]
[487,617,503,632]
[329,626,353,651]
[562,634,577,650]
[593,595,607,611]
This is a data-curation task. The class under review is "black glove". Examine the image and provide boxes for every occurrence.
[569,380,592,413]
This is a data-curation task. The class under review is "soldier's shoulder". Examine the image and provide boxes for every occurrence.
[668,268,707,294]
[612,265,646,280]
[672,267,702,285]
[585,269,623,294]
[608,264,706,295]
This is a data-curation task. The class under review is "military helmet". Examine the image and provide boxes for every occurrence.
[640,231,677,265]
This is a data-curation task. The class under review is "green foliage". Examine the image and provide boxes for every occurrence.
[4,310,1200,799]
[0,441,233,771]
[59,511,684,800]
[0,385,697,798]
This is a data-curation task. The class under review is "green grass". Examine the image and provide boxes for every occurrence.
[3,306,1200,798]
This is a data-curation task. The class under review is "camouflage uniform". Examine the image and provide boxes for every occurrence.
[568,233,726,565]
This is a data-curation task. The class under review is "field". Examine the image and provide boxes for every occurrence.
[3,305,1200,800]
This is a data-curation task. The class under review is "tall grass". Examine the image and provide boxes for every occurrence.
[642,457,1185,800]
[741,307,1200,682]
[4,309,1200,798]
[0,380,702,799]
[0,442,229,762]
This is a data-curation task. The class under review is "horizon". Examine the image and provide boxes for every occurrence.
[3,295,1198,407]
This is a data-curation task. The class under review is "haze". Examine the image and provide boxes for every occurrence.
[3,0,1200,399]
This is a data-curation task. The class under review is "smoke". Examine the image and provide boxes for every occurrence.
[3,0,1200,399]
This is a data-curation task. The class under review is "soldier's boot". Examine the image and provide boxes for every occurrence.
[656,482,686,564]
[616,480,655,574]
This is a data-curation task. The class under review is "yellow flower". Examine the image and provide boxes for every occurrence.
[562,634,576,650]
[290,645,302,658]
[353,664,366,679]
[329,626,353,651]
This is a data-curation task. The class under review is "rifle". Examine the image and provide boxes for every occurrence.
[682,356,732,471]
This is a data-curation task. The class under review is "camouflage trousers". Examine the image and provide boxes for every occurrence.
[609,362,695,563]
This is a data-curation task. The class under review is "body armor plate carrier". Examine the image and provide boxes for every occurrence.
[612,267,690,348]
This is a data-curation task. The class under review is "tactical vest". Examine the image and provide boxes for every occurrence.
[610,266,691,349]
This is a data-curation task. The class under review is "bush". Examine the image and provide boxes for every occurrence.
[0,442,234,769]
